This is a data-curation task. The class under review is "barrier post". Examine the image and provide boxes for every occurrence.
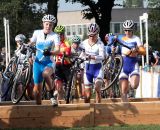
[151,67,154,97]
[140,66,143,98]
[139,13,149,67]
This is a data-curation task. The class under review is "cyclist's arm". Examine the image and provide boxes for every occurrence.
[51,45,60,55]
[90,42,105,60]
[50,33,60,55]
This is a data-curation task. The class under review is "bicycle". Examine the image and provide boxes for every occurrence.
[0,44,26,101]
[11,44,35,104]
[101,38,132,98]
[65,55,85,104]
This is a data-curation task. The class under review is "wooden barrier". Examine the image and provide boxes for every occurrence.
[1,98,160,106]
[1,98,160,129]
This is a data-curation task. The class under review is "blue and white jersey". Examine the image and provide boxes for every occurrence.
[117,34,142,79]
[117,34,142,57]
[80,39,105,64]
[30,30,60,62]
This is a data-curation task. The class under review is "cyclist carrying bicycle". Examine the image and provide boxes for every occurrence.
[30,14,60,106]
[80,23,105,103]
[117,20,146,102]
[104,33,121,58]
[54,25,72,101]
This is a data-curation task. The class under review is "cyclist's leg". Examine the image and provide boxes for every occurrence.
[33,61,44,105]
[83,67,93,103]
[119,70,129,102]
[42,62,59,106]
[33,83,43,105]
[43,67,53,91]
[94,78,103,103]
[54,79,63,100]
[130,63,140,89]
[54,65,65,100]
[130,75,140,89]
[93,63,104,103]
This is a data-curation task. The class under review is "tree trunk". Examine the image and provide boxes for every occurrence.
[97,0,114,45]
[47,0,58,18]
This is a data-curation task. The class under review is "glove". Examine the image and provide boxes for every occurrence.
[43,49,51,56]
[86,55,91,60]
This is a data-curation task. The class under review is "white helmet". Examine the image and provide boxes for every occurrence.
[87,23,100,36]
[15,34,26,43]
[123,20,134,30]
[42,14,56,23]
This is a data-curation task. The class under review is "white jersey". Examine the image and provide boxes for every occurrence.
[80,39,105,64]
[30,29,60,62]
[117,34,142,57]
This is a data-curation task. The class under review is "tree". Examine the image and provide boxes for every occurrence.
[0,0,59,50]
[148,0,160,50]
[65,0,115,44]
[123,0,144,8]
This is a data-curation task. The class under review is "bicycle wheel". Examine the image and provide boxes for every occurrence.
[65,70,76,104]
[41,80,50,100]
[11,62,31,104]
[0,71,14,100]
[4,56,17,74]
[101,54,123,91]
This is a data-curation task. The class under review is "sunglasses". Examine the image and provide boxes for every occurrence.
[124,30,133,32]
[58,33,64,35]
[89,34,97,37]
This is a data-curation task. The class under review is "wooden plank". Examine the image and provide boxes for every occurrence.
[1,98,160,106]
[0,104,91,129]
[94,102,160,126]
[1,100,160,128]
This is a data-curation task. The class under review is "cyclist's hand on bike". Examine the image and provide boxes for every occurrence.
[85,55,92,60]
[43,49,51,56]
[131,47,138,53]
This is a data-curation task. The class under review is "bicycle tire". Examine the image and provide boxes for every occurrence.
[101,54,123,91]
[0,72,14,100]
[65,70,76,104]
[0,56,17,100]
[11,62,31,104]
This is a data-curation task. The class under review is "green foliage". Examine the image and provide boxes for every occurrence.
[65,0,115,44]
[148,0,160,50]
[123,0,144,8]
[0,0,59,53]
[0,0,44,50]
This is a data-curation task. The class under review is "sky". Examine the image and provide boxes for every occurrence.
[58,0,124,11]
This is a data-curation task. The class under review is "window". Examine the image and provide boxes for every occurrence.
[134,23,138,30]
[72,25,76,35]
[114,23,120,33]
[83,25,87,35]
[66,26,71,36]
[77,25,82,35]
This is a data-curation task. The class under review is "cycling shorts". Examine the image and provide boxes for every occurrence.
[119,56,139,80]
[55,64,71,84]
[84,63,104,87]
[33,59,55,84]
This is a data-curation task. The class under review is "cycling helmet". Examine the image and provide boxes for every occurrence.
[71,35,81,44]
[105,33,114,38]
[123,20,134,30]
[87,23,100,36]
[42,14,56,23]
[15,34,26,43]
[54,25,65,33]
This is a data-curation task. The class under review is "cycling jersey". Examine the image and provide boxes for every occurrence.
[81,39,105,64]
[30,29,60,84]
[55,39,71,65]
[81,39,105,86]
[117,34,142,56]
[117,34,142,80]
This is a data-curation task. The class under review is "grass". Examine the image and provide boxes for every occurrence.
[4,125,160,130]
